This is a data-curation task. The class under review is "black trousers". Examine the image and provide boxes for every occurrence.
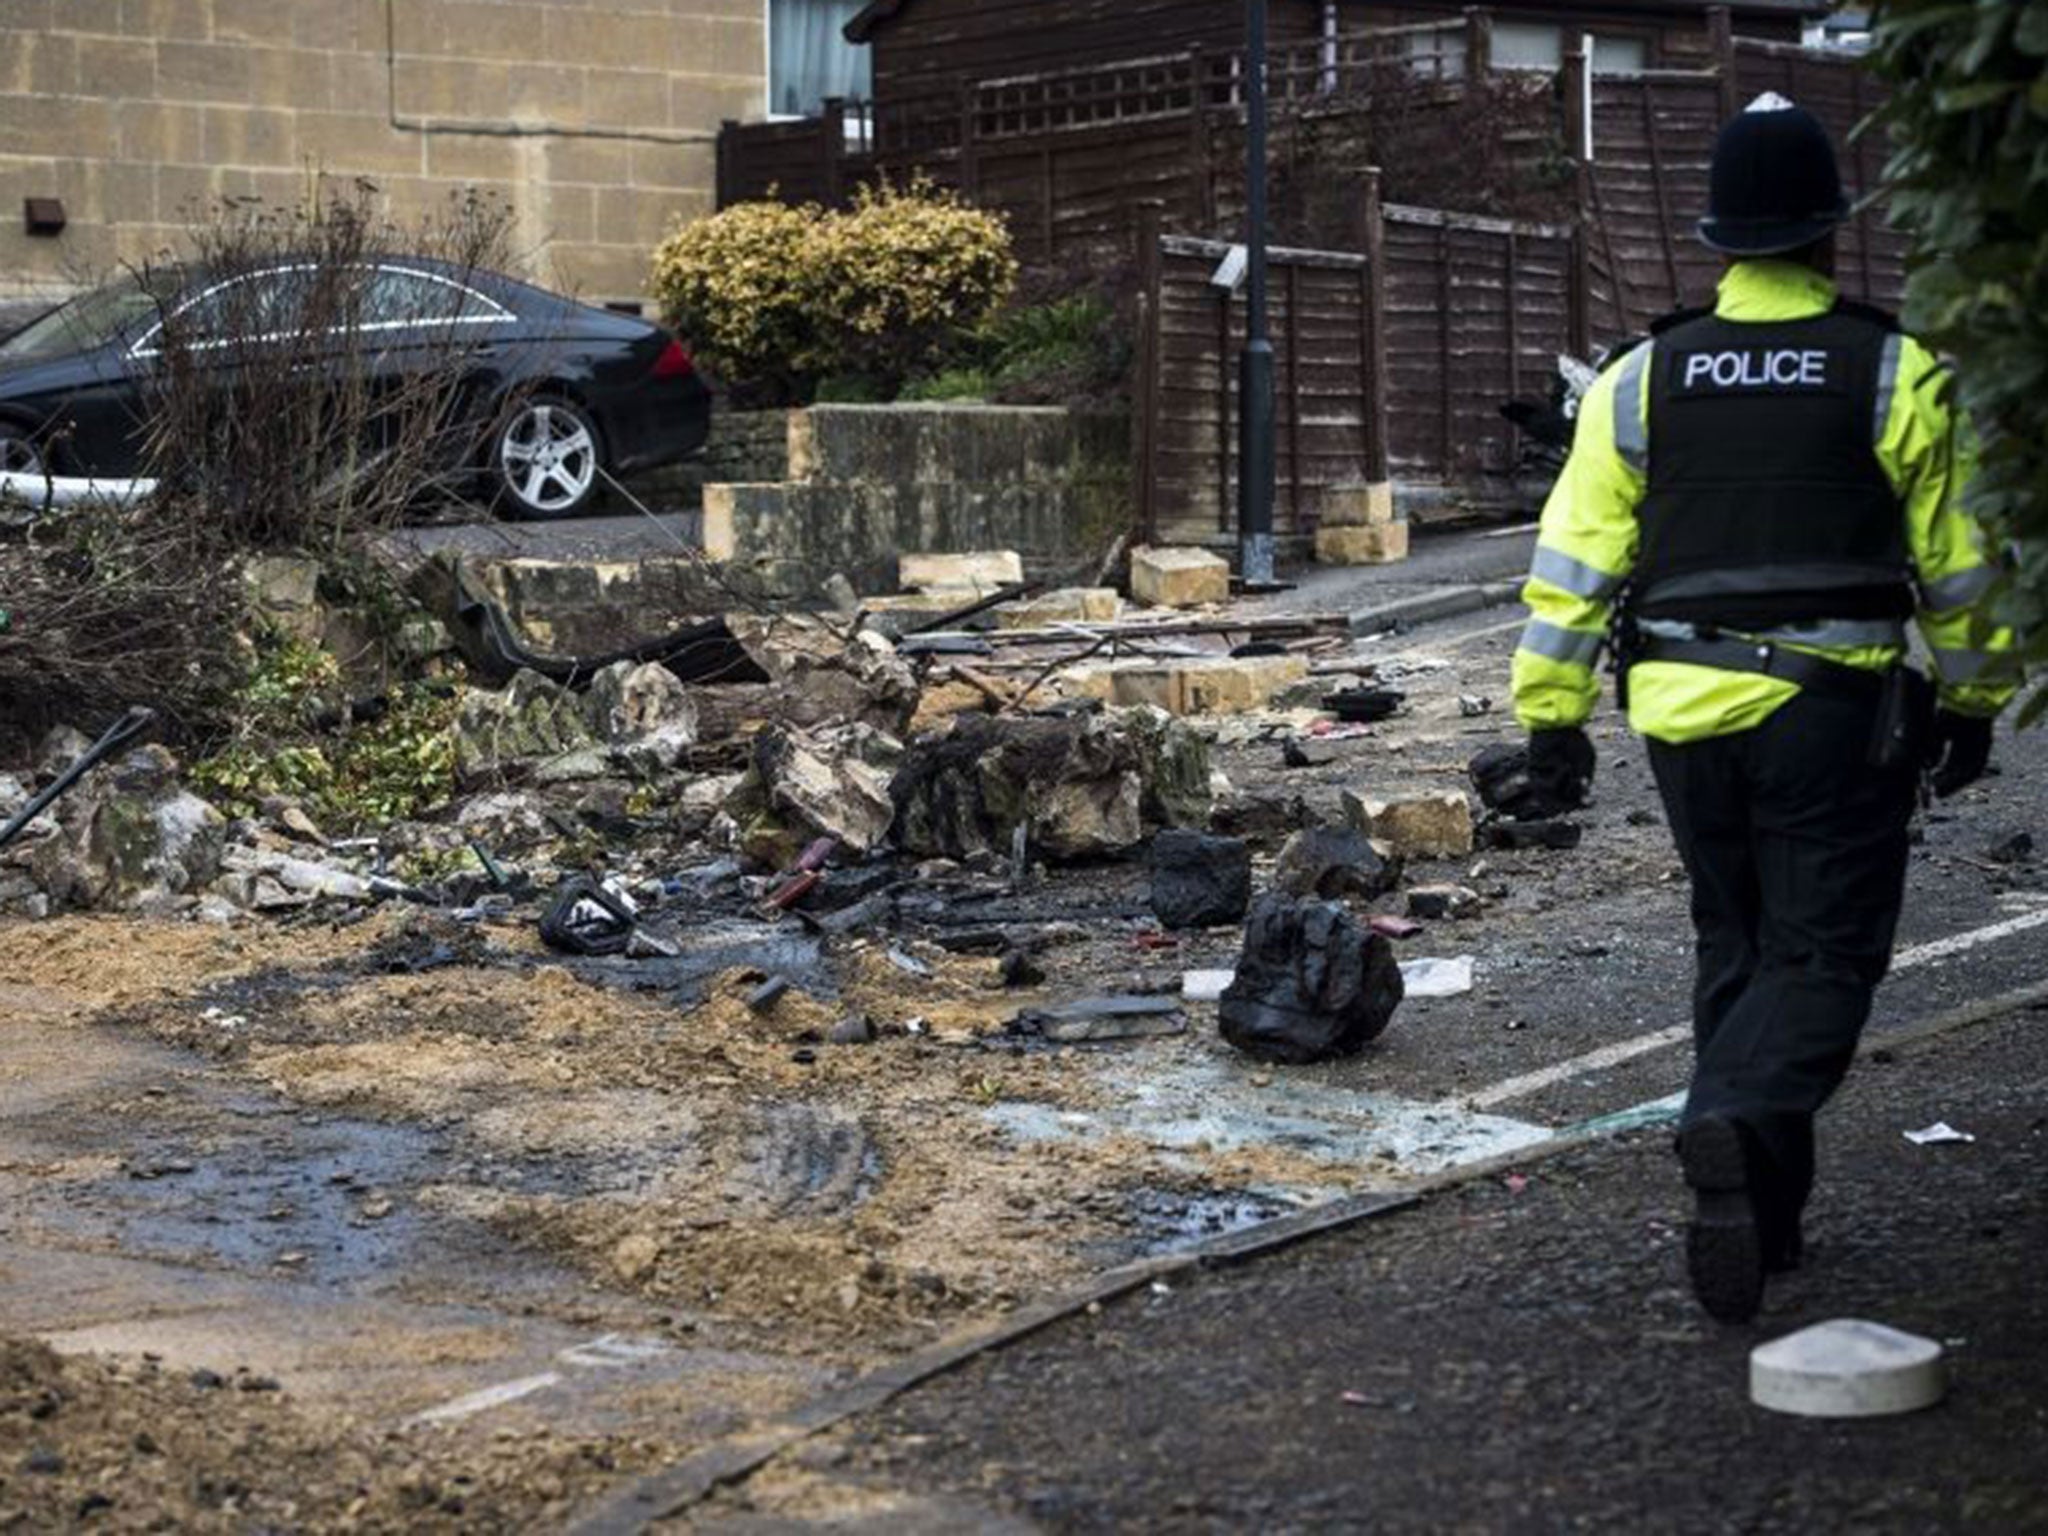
[1648,689,1918,1218]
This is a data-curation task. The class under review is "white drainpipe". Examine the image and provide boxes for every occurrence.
[0,470,158,516]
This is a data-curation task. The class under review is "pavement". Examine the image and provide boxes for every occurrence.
[694,997,2048,1532]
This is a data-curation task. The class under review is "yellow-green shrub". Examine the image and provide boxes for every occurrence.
[648,179,1016,403]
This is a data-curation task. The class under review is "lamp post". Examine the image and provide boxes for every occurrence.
[1238,0,1276,587]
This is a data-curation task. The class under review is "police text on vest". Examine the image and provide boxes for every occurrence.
[1679,348,1830,391]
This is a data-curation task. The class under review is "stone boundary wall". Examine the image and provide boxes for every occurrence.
[701,404,1132,600]
[0,0,762,305]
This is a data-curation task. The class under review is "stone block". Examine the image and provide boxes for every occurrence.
[1342,789,1475,859]
[1316,522,1410,566]
[75,35,158,99]
[1063,655,1308,717]
[157,40,252,103]
[1131,545,1230,609]
[993,588,1121,629]
[899,550,1025,593]
[1320,480,1397,528]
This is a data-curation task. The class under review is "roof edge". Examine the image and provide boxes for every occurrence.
[844,0,904,44]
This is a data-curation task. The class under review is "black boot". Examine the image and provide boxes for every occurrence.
[1679,1117,1765,1323]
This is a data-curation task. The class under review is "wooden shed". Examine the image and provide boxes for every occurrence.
[844,0,1824,107]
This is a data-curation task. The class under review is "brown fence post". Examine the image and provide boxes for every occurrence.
[1135,202,1164,546]
[1361,168,1391,488]
[1464,8,1493,81]
[1708,5,1739,119]
[822,97,847,206]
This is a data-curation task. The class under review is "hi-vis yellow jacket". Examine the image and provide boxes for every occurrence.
[1512,259,2017,745]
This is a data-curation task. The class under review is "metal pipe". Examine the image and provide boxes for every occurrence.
[1239,0,1277,587]
[0,470,158,514]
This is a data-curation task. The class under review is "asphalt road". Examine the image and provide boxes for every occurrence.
[701,1000,2047,1533]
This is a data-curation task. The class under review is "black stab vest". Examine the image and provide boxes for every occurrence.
[1632,301,1913,630]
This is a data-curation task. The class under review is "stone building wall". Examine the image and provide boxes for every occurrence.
[0,0,763,307]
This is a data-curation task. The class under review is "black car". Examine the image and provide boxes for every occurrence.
[0,259,709,519]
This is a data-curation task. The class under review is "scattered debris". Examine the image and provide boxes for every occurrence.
[1062,654,1309,716]
[1218,894,1404,1064]
[1149,830,1252,930]
[1272,827,1400,901]
[1406,884,1482,921]
[1014,995,1188,1043]
[28,743,225,913]
[538,874,637,956]
[1479,818,1583,852]
[1750,1320,1947,1419]
[890,708,1210,862]
[1458,694,1493,718]
[1398,955,1475,999]
[746,974,793,1011]
[1342,790,1475,859]
[1468,742,1547,821]
[1324,687,1403,724]
[729,723,902,867]
[899,550,1025,593]
[1130,545,1230,608]
[1182,969,1236,1002]
[1902,1121,1975,1146]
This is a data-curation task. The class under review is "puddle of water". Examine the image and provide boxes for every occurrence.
[989,1048,1553,1190]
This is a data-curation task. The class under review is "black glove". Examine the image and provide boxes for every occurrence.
[1525,727,1596,815]
[1926,710,1993,798]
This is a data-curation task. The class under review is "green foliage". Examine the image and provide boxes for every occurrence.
[1872,1,2048,710]
[648,178,1017,405]
[902,292,1128,406]
[190,631,459,830]
[900,367,995,402]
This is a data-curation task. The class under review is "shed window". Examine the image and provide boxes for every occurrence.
[769,0,871,117]
[1480,21,1651,75]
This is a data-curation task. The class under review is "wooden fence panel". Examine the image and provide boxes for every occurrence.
[1141,204,1571,545]
[1381,206,1575,484]
[1144,235,1378,547]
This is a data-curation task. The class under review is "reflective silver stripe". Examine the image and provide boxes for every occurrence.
[1529,544,1624,601]
[1612,342,1651,472]
[1872,332,1903,446]
[1931,646,2003,684]
[1518,619,1604,667]
[1919,563,1998,614]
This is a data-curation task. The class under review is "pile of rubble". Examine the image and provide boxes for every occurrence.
[0,542,1576,1066]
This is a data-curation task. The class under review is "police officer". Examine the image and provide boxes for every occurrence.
[1510,94,2018,1322]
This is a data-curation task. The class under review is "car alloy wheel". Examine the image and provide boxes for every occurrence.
[496,398,598,518]
[0,431,45,479]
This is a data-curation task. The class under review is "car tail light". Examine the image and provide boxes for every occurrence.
[651,338,694,380]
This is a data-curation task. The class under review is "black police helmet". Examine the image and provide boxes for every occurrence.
[1698,94,1847,256]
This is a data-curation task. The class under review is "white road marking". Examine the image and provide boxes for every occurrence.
[1465,1025,1692,1110]
[1463,907,2048,1112]
[408,1371,562,1425]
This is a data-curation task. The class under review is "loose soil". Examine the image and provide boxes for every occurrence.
[5,603,2044,1527]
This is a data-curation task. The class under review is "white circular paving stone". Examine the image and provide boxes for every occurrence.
[1750,1319,1948,1418]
